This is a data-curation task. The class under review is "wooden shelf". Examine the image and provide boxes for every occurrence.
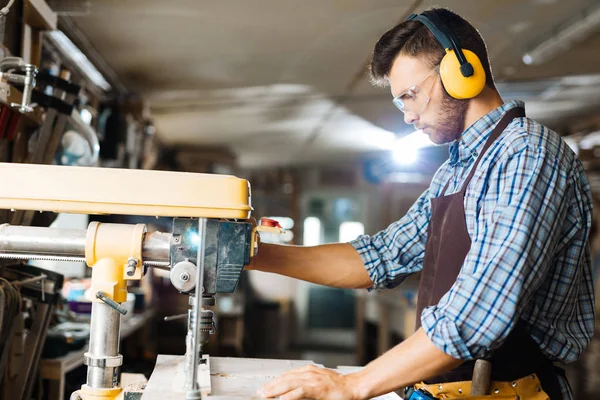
[24,0,57,31]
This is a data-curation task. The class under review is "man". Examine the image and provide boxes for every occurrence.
[247,7,594,400]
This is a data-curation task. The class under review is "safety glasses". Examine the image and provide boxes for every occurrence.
[392,68,439,114]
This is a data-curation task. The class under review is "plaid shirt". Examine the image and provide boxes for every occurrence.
[350,100,594,398]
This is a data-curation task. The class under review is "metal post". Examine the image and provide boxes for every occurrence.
[186,218,207,400]
[0,224,87,259]
[184,306,196,391]
[86,302,121,389]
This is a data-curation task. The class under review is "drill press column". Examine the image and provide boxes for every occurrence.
[78,222,146,400]
[87,302,120,389]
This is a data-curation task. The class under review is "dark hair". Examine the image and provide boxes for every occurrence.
[369,7,495,90]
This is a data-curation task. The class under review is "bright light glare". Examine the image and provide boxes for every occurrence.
[339,222,365,242]
[393,145,418,165]
[80,108,93,125]
[392,130,432,165]
[303,217,321,246]
[189,232,200,245]
[522,53,534,65]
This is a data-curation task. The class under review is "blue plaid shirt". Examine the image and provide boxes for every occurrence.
[350,100,594,397]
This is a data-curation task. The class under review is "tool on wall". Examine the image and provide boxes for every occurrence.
[0,264,64,400]
[0,57,38,113]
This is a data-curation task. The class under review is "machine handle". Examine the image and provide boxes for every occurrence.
[95,291,128,316]
[164,313,188,322]
[250,218,286,257]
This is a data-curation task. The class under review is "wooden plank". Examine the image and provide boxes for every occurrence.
[122,372,148,390]
[30,28,43,67]
[144,356,402,399]
[21,24,32,63]
[144,356,320,400]
[24,0,57,30]
[170,354,211,396]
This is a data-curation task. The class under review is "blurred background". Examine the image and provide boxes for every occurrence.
[1,0,600,399]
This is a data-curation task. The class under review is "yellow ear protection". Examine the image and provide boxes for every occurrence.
[407,12,486,99]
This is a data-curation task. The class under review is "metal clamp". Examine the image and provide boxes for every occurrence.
[95,291,128,315]
[0,58,38,113]
[83,353,123,368]
[11,64,36,113]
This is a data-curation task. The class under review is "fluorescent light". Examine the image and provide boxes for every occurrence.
[523,3,600,65]
[391,130,432,165]
[46,30,112,91]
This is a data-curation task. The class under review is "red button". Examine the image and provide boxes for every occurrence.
[260,218,282,228]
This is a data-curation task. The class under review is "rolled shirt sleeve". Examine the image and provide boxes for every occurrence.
[349,187,433,289]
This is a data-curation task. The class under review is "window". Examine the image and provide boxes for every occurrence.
[303,217,321,246]
[339,221,364,242]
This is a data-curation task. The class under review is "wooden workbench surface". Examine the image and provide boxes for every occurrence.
[143,355,402,400]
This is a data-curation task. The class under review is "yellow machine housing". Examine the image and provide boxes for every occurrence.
[0,162,252,219]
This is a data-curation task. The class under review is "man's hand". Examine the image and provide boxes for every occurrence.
[257,364,362,400]
[256,329,463,399]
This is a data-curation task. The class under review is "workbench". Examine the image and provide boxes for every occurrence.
[143,355,402,399]
[39,308,155,400]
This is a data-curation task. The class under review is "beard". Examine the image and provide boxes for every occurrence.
[429,90,469,145]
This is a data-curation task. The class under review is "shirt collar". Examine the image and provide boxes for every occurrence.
[448,100,525,166]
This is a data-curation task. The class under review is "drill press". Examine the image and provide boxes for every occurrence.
[0,162,281,400]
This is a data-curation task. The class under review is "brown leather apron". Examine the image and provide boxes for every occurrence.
[415,107,564,399]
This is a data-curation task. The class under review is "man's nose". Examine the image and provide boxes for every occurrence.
[404,111,418,125]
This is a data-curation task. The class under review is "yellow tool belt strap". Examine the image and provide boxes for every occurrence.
[414,373,550,399]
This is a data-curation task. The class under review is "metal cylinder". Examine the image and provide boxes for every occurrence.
[184,308,195,390]
[87,302,120,389]
[142,230,171,264]
[0,224,87,259]
[87,366,116,389]
[186,218,207,399]
[0,224,171,266]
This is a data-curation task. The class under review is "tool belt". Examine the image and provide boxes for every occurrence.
[404,373,550,400]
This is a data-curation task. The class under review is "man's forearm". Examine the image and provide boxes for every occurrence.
[246,242,373,289]
[351,328,464,399]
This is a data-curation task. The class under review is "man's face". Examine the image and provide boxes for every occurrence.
[388,54,468,144]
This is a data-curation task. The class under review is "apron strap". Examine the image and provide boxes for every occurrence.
[458,106,525,194]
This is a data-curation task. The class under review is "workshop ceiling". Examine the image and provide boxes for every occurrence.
[69,0,600,168]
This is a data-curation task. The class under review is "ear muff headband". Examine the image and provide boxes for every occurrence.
[406,12,485,99]
[407,13,473,77]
